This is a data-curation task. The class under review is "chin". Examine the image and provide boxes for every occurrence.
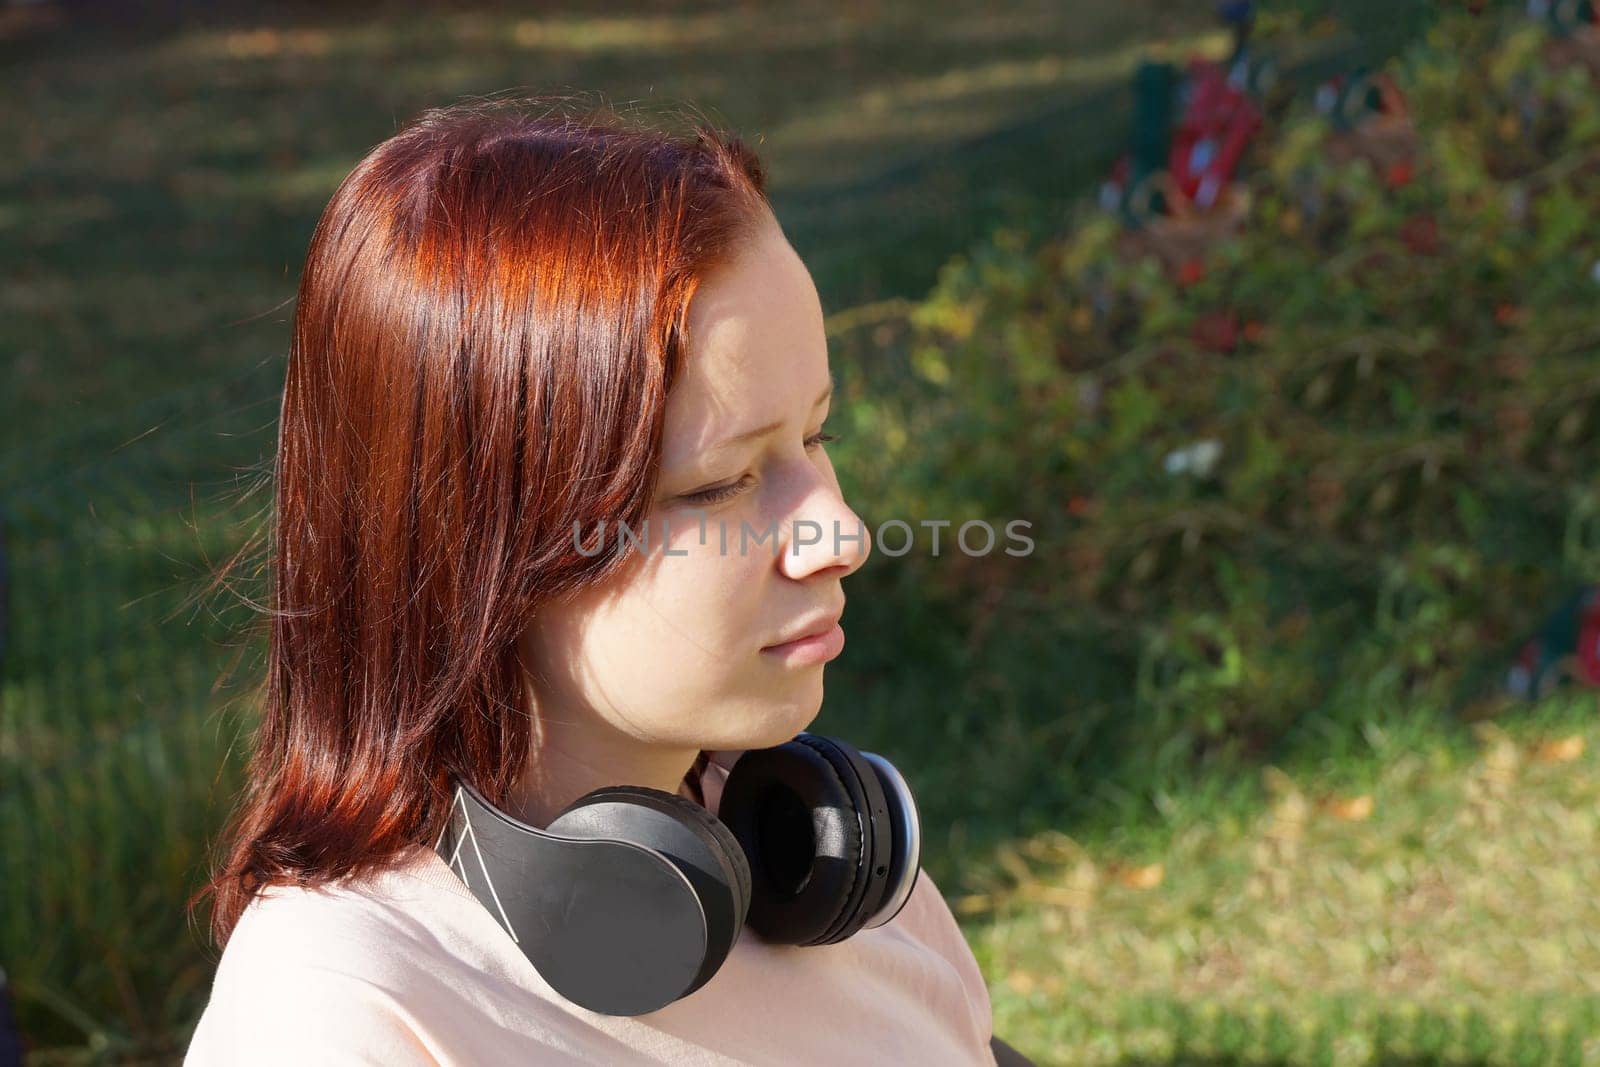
[750,690,823,749]
[786,691,825,739]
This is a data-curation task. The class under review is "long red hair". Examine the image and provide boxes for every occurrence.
[190,98,771,947]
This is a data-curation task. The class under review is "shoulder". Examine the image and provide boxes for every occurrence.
[888,865,993,1025]
[223,873,421,982]
[186,851,658,1065]
[185,872,444,1065]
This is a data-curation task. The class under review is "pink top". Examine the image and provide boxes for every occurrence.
[184,756,997,1065]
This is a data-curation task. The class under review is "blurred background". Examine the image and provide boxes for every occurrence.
[5,0,1600,1063]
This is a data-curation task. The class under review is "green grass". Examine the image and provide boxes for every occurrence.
[958,690,1600,1064]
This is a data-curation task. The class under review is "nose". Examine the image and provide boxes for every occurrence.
[776,476,871,581]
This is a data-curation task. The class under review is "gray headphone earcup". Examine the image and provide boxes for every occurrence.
[549,786,750,996]
[675,762,753,923]
[676,786,752,928]
[443,778,710,1016]
[707,802,753,924]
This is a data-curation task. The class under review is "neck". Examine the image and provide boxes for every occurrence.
[504,706,702,830]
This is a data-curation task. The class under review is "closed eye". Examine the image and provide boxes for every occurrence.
[680,430,839,506]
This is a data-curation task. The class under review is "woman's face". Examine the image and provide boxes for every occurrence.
[518,210,872,764]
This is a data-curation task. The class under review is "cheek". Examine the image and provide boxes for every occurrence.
[528,535,820,742]
[529,516,773,694]
[650,525,767,622]
[653,508,776,575]
[596,530,767,665]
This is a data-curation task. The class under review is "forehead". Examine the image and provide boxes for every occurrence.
[665,219,828,454]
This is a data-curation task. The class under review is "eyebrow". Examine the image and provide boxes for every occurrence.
[703,376,834,455]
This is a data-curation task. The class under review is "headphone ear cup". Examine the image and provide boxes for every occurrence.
[598,786,753,936]
[790,734,895,944]
[446,780,708,1016]
[717,741,853,945]
[717,733,893,947]
[856,750,922,931]
[550,786,749,996]
[688,792,751,931]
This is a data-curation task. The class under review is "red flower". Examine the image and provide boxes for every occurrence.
[1176,258,1206,287]
[1385,159,1415,189]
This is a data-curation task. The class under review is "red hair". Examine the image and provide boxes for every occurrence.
[190,97,771,947]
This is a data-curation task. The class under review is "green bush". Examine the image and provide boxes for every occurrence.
[836,5,1600,769]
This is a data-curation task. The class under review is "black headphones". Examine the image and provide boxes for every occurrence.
[432,731,922,1017]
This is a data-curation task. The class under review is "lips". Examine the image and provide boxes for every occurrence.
[763,606,845,649]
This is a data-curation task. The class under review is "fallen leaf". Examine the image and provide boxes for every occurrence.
[1325,794,1375,821]
[1533,735,1585,764]
[1116,862,1166,890]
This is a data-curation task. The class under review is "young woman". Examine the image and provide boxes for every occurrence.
[185,99,1025,1065]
